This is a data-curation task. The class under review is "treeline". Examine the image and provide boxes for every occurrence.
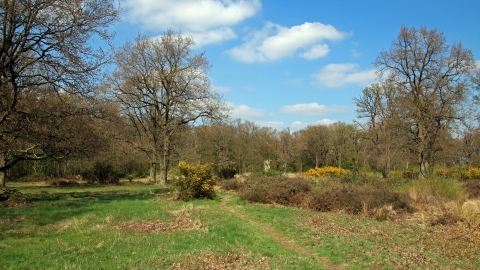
[7,117,480,182]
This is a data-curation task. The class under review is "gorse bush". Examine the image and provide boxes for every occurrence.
[173,161,218,201]
[435,168,460,178]
[302,166,349,178]
[460,167,480,180]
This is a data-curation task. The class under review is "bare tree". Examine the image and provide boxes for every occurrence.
[375,26,476,177]
[276,128,297,174]
[0,0,120,185]
[110,31,227,184]
[354,83,404,177]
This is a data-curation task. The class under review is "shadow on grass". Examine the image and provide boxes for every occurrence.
[0,185,173,240]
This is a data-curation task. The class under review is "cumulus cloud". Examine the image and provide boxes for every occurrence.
[213,85,232,93]
[122,0,261,45]
[280,103,353,117]
[185,27,237,47]
[301,44,330,60]
[227,102,265,119]
[290,119,337,131]
[227,22,348,62]
[312,63,376,88]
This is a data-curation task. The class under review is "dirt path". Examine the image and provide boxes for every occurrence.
[219,193,340,270]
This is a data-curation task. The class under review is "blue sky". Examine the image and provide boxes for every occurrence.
[112,0,480,131]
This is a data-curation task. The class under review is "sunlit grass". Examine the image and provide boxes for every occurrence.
[1,183,479,269]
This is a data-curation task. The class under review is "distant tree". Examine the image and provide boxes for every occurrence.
[109,31,227,184]
[329,122,360,170]
[299,124,331,168]
[0,0,120,185]
[375,26,477,177]
[354,83,404,177]
[276,128,297,174]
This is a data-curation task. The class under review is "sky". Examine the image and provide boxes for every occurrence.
[111,0,480,131]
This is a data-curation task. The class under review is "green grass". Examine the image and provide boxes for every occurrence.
[1,182,479,269]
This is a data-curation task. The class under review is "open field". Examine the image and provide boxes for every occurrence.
[1,180,480,269]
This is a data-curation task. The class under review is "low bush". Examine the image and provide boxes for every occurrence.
[302,166,349,178]
[218,179,243,191]
[402,169,419,179]
[238,177,311,206]
[82,162,122,184]
[173,161,218,201]
[237,176,411,218]
[218,167,237,179]
[435,168,460,178]
[461,167,480,180]
[249,169,284,177]
[462,180,480,199]
[340,172,382,185]
[410,177,464,201]
[306,186,412,216]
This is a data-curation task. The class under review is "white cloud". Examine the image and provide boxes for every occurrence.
[255,121,285,130]
[312,63,376,88]
[185,27,237,47]
[280,103,353,117]
[122,0,261,46]
[227,102,265,119]
[351,49,362,58]
[290,119,337,131]
[213,85,232,93]
[476,60,480,68]
[301,44,330,60]
[227,22,348,63]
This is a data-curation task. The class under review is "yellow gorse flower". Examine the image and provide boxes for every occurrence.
[302,166,349,178]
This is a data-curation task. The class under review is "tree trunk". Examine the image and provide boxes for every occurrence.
[159,136,170,185]
[0,153,5,187]
[149,162,157,183]
[315,154,319,168]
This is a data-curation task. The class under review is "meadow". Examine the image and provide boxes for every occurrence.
[1,175,480,269]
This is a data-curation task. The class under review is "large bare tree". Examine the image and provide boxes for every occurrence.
[375,26,476,177]
[110,31,227,185]
[0,0,119,185]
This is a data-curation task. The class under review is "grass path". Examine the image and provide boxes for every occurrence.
[219,193,339,270]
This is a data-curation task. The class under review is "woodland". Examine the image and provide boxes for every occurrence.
[1,0,480,186]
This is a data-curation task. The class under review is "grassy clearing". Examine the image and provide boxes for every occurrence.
[1,180,480,269]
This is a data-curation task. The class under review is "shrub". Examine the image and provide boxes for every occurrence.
[218,179,243,191]
[173,161,218,201]
[81,162,122,184]
[306,186,412,216]
[462,180,480,199]
[218,167,237,179]
[302,166,349,178]
[460,167,480,180]
[435,168,460,178]
[402,169,418,179]
[249,169,284,177]
[237,177,311,206]
[410,177,464,201]
[340,172,380,185]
